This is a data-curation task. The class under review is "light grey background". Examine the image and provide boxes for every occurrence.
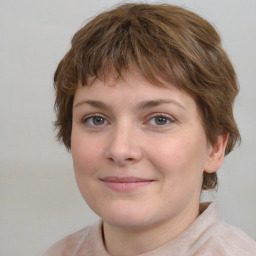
[1,0,255,255]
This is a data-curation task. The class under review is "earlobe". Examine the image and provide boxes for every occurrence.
[204,133,229,173]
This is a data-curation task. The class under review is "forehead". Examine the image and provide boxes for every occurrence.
[77,68,173,95]
[74,69,198,113]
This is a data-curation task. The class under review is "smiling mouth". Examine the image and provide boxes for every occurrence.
[100,176,154,192]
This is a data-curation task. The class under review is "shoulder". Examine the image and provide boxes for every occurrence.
[215,221,256,253]
[200,220,256,256]
[41,225,92,256]
[190,202,256,256]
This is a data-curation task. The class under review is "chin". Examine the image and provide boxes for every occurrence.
[97,205,154,229]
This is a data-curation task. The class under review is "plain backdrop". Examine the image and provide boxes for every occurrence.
[0,0,255,255]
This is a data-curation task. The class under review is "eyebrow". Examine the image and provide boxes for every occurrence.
[74,99,186,111]
[74,100,111,110]
[137,99,186,111]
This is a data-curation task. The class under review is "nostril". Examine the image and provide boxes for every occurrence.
[107,157,134,163]
[107,157,115,162]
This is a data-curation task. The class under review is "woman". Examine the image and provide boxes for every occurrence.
[43,3,256,255]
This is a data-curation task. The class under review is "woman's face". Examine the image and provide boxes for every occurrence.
[71,69,223,230]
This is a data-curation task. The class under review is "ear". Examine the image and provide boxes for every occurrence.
[204,133,229,173]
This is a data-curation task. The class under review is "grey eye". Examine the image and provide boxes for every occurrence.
[92,116,105,125]
[84,116,107,126]
[154,116,168,125]
[148,116,171,126]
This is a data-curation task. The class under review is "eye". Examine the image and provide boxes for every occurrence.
[147,115,173,126]
[83,115,108,126]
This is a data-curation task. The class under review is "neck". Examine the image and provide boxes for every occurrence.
[102,202,200,256]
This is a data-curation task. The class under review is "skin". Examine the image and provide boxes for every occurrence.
[71,69,228,256]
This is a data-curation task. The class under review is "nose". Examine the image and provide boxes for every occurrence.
[105,124,143,166]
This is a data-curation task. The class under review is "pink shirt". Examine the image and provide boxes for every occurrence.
[42,202,256,255]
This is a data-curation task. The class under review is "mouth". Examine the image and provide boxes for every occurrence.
[100,176,154,192]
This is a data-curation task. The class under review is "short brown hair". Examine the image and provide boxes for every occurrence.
[54,3,240,190]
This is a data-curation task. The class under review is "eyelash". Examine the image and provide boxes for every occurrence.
[82,114,109,127]
[81,113,174,128]
[146,114,174,127]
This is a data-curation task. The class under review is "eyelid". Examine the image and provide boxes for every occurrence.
[147,113,175,121]
[82,113,105,121]
[82,113,110,126]
[145,113,175,126]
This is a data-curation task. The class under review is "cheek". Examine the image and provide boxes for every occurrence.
[71,134,103,206]
[149,139,186,170]
[71,134,103,176]
[152,138,206,201]
[148,135,207,178]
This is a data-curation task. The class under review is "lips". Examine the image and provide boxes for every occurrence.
[100,176,153,192]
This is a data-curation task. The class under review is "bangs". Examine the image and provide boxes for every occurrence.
[64,14,179,89]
